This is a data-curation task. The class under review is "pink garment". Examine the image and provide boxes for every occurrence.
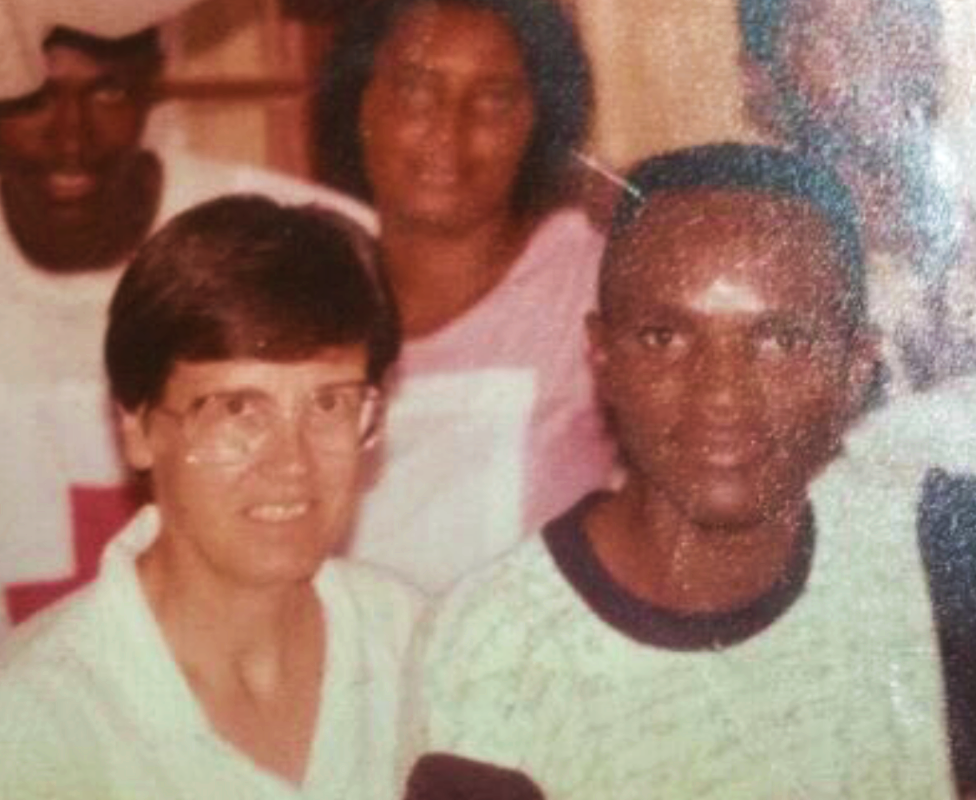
[350,208,616,593]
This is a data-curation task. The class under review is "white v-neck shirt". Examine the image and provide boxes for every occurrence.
[0,505,422,800]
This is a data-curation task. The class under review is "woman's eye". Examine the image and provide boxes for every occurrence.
[214,393,256,417]
[471,88,516,117]
[394,78,437,112]
[313,390,341,414]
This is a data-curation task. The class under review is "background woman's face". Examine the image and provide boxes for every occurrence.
[359,2,536,234]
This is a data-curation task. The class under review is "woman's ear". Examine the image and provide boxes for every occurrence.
[117,404,155,472]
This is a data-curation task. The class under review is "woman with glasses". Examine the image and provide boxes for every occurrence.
[0,195,419,799]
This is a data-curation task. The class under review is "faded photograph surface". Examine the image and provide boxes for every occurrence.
[0,0,974,798]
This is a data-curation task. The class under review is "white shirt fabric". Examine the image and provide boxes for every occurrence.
[847,373,976,479]
[0,505,422,800]
[350,209,616,594]
[0,148,377,639]
[403,454,954,799]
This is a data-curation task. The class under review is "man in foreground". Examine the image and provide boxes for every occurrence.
[402,144,955,797]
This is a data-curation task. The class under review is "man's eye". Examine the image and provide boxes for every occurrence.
[638,326,679,348]
[756,325,814,355]
[91,84,130,105]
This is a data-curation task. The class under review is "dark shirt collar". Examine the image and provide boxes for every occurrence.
[542,492,816,651]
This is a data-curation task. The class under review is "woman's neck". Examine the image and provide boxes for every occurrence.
[380,212,535,338]
[137,541,321,685]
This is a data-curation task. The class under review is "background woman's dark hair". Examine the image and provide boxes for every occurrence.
[314,0,593,217]
[106,195,400,411]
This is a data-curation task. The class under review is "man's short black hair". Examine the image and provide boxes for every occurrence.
[603,143,866,324]
[106,195,400,411]
[314,0,593,217]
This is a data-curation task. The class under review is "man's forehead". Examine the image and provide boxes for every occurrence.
[602,187,850,315]
[607,187,833,267]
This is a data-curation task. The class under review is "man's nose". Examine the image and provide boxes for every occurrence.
[691,337,759,424]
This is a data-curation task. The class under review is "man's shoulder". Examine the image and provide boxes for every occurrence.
[318,557,428,652]
[416,536,572,670]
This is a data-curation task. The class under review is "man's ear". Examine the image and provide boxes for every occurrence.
[117,404,155,472]
[844,326,883,421]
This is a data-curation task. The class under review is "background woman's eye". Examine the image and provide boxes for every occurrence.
[471,88,517,118]
[394,77,438,113]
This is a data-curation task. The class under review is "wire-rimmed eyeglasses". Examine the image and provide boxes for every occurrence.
[154,380,382,466]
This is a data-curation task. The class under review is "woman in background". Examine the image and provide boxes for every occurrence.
[316,0,616,593]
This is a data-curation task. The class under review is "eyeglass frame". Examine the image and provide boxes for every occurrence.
[151,379,383,466]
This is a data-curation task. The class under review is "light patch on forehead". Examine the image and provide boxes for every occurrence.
[689,276,765,314]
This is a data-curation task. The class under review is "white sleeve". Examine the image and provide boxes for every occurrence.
[0,681,109,800]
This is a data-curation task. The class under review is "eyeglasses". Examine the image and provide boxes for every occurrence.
[154,381,382,466]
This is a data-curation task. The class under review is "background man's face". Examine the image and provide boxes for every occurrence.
[594,188,871,530]
[773,0,943,158]
[0,42,157,260]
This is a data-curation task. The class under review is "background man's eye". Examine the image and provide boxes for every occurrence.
[93,85,131,105]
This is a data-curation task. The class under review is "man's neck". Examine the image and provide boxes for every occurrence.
[379,212,534,338]
[586,481,809,615]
